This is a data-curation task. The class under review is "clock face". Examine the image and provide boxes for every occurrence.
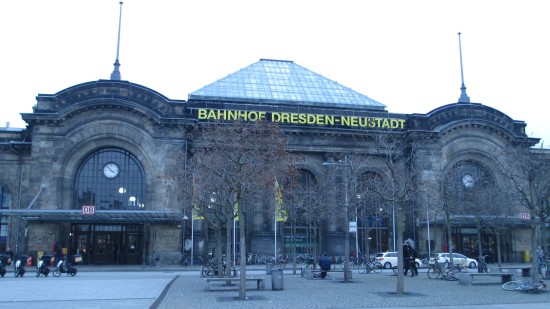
[462,174,474,188]
[103,163,119,179]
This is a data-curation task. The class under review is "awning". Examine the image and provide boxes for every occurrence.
[0,209,184,224]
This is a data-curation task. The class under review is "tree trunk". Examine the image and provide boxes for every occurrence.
[226,213,233,271]
[238,199,247,300]
[530,214,539,282]
[445,213,454,268]
[215,222,223,278]
[395,205,404,295]
[291,218,297,275]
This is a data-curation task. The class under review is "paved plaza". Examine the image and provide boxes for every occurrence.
[0,264,547,308]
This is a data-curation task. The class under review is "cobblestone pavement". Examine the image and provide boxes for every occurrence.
[0,264,547,308]
[155,265,550,309]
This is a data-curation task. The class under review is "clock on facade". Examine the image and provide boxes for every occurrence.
[103,162,119,179]
[462,174,474,188]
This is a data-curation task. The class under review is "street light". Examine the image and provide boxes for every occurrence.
[392,201,396,251]
[182,214,189,260]
[355,194,361,258]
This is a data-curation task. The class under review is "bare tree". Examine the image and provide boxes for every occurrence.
[366,132,431,295]
[189,120,294,299]
[320,153,371,282]
[493,145,550,281]
[422,162,467,269]
[282,169,322,274]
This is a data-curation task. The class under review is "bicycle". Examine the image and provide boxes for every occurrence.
[359,258,383,274]
[273,255,287,268]
[427,260,469,280]
[502,280,547,293]
[201,260,237,278]
[442,262,470,281]
[142,254,162,268]
[300,257,315,277]
[427,260,443,279]
[172,253,190,267]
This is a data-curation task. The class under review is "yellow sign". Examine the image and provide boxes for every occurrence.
[275,179,287,222]
[192,207,204,220]
[197,108,405,129]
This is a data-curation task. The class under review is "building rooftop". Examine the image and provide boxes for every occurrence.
[189,59,386,111]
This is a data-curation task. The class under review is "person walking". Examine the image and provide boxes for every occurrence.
[403,242,411,276]
[319,252,332,279]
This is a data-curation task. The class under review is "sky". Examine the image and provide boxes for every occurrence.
[1,0,549,146]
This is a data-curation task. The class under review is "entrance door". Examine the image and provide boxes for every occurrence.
[71,224,143,265]
[123,233,141,264]
[93,232,121,264]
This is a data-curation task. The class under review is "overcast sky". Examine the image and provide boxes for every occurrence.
[1,0,549,146]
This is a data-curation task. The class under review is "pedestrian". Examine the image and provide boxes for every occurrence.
[3,247,14,265]
[52,240,58,256]
[409,244,418,277]
[536,245,544,268]
[319,252,332,279]
[403,242,411,276]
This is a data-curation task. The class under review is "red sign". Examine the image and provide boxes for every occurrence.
[82,205,95,215]
[520,212,530,220]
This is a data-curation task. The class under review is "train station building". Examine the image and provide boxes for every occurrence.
[0,59,542,265]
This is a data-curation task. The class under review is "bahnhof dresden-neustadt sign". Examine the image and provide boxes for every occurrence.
[197,108,406,129]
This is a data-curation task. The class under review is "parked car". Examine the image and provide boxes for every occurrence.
[375,252,423,269]
[429,252,478,268]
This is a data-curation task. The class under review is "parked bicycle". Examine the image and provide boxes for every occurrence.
[300,256,315,277]
[427,260,444,279]
[142,253,162,268]
[443,262,470,280]
[502,280,547,292]
[201,259,237,278]
[273,255,287,268]
[358,257,383,274]
[427,258,470,280]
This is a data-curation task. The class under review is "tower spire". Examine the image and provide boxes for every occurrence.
[110,1,123,80]
[457,32,470,103]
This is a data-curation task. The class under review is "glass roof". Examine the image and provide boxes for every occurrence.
[189,59,386,110]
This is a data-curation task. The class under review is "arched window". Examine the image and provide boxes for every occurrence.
[75,149,146,210]
[0,185,11,251]
[290,169,318,226]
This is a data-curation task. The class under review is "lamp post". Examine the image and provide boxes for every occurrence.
[392,201,396,251]
[182,214,189,259]
[343,159,351,281]
[355,195,360,258]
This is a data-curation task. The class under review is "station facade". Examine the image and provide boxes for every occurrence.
[0,59,542,265]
